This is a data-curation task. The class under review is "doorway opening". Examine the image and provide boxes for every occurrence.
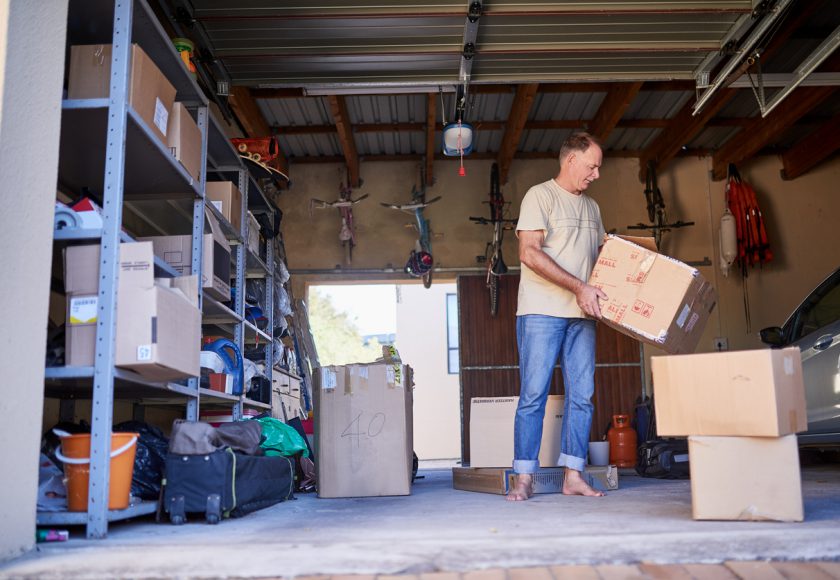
[307,281,461,461]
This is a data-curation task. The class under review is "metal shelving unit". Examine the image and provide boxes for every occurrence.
[45,0,289,539]
[44,0,210,538]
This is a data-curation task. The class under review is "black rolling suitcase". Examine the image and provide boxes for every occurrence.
[163,448,295,525]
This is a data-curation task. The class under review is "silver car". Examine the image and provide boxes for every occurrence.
[760,266,840,446]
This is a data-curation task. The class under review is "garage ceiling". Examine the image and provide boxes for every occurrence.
[157,0,840,186]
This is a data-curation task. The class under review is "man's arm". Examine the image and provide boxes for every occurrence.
[518,230,607,318]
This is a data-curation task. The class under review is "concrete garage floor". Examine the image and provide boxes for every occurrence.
[3,463,840,579]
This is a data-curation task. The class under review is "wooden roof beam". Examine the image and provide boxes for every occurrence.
[711,85,838,180]
[497,83,539,184]
[425,93,436,187]
[638,0,824,181]
[228,86,288,175]
[780,112,840,180]
[327,95,360,187]
[588,82,643,142]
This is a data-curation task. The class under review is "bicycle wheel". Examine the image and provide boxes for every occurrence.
[488,270,499,316]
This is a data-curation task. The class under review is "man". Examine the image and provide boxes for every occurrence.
[506,132,607,501]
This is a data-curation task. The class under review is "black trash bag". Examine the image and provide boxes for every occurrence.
[114,421,169,500]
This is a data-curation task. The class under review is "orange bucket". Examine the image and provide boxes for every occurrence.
[56,432,138,511]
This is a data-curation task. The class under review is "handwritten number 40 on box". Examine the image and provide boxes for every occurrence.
[341,411,386,446]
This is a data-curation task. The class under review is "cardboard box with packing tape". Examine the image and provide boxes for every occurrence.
[589,235,717,354]
[651,347,807,437]
[64,242,201,380]
[68,44,176,147]
[314,360,414,498]
[688,434,803,522]
[139,207,231,302]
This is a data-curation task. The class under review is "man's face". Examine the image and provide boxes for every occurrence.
[566,145,603,193]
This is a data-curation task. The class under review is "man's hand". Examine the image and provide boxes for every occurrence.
[576,283,608,319]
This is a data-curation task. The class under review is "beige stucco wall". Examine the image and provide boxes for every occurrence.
[281,152,840,396]
[0,0,68,561]
[395,282,461,460]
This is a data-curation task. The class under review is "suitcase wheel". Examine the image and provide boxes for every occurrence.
[169,495,186,526]
[206,494,222,525]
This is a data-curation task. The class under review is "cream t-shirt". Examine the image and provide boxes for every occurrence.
[516,178,605,318]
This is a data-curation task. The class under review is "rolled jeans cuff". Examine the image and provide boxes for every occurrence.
[559,453,586,472]
[512,459,538,474]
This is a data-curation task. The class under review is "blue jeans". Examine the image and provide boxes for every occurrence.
[513,315,596,474]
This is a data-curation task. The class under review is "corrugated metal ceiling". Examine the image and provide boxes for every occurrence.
[157,0,840,179]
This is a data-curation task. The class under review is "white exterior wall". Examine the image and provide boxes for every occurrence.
[395,282,461,460]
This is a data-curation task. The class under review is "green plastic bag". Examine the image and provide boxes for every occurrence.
[256,417,309,458]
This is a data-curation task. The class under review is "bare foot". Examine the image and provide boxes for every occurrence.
[505,473,534,501]
[562,469,605,497]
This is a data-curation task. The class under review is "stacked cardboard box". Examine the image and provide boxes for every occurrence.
[64,242,201,380]
[651,347,807,521]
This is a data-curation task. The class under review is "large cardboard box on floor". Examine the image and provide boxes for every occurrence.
[167,102,202,183]
[206,181,243,235]
[452,465,618,494]
[315,362,414,498]
[139,208,231,302]
[470,395,563,468]
[651,347,806,437]
[688,435,803,522]
[589,235,717,354]
[64,242,201,380]
[68,44,176,146]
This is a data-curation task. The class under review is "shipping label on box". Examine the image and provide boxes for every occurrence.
[689,435,803,522]
[470,395,563,468]
[589,235,716,354]
[651,347,806,437]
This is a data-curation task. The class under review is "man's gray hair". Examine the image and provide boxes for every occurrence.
[559,132,601,166]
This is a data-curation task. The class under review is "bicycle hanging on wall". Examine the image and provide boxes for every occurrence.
[469,162,517,316]
[627,160,693,249]
[310,169,368,265]
[380,166,441,288]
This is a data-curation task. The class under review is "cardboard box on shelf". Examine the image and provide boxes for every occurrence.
[688,434,803,522]
[469,395,563,468]
[589,235,717,354]
[68,44,176,146]
[206,181,243,234]
[651,347,806,437]
[452,465,618,495]
[167,102,201,183]
[314,362,414,498]
[63,242,201,380]
[139,208,231,302]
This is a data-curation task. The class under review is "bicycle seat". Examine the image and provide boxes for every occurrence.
[492,255,508,275]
